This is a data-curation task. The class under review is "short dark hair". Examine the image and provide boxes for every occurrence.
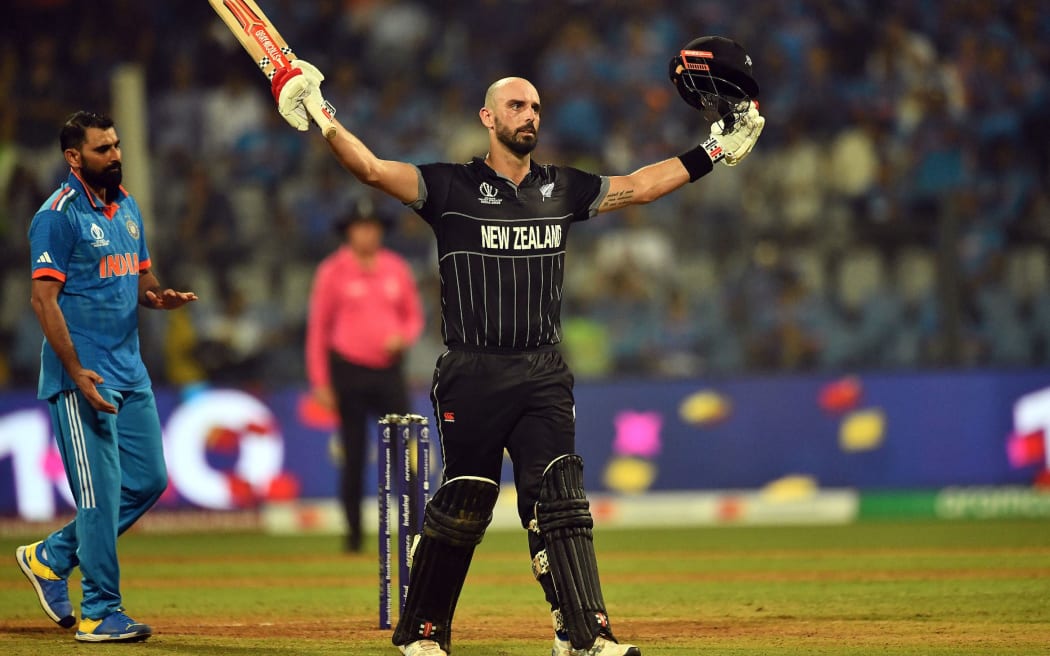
[60,111,115,151]
[334,212,385,235]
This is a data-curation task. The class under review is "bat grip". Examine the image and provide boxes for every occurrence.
[303,93,338,140]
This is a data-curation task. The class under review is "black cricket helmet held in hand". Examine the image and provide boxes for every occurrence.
[669,36,759,131]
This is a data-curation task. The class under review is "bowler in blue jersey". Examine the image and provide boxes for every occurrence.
[16,111,197,643]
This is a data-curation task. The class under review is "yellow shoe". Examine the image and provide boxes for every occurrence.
[15,541,75,628]
[76,609,152,642]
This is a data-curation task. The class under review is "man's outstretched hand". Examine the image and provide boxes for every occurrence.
[272,60,337,137]
[143,288,198,310]
[710,101,765,166]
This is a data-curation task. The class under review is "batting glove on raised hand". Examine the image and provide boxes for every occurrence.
[271,60,337,136]
[702,101,765,166]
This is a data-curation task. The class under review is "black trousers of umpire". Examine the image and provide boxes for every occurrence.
[430,346,576,527]
[329,353,409,551]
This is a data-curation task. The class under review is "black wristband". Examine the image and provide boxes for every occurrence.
[677,137,721,182]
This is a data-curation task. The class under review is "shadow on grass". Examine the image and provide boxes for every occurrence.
[0,626,67,636]
[146,637,386,655]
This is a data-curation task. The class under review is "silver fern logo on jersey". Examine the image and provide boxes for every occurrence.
[478,182,502,205]
[540,183,554,201]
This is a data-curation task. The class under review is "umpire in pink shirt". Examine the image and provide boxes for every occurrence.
[306,208,424,552]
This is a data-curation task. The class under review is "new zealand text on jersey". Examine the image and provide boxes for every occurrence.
[480,224,563,251]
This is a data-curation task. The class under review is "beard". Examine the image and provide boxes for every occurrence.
[81,161,123,199]
[495,120,538,156]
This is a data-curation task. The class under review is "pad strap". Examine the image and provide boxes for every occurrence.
[392,476,499,652]
[534,455,612,649]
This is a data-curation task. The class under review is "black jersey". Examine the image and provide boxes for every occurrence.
[410,157,608,351]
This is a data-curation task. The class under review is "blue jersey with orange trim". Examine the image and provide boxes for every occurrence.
[28,170,152,400]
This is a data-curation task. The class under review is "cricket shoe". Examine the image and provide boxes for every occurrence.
[399,639,448,656]
[75,609,152,642]
[16,541,75,628]
[552,635,642,656]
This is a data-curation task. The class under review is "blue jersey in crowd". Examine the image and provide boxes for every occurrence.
[28,170,152,400]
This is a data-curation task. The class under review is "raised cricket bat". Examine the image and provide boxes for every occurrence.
[207,0,336,137]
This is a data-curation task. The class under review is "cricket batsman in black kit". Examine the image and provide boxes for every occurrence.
[270,36,764,656]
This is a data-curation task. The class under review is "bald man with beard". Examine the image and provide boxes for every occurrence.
[268,64,764,656]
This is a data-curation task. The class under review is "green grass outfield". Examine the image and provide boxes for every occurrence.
[1,519,1049,655]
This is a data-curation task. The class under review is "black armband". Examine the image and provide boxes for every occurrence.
[677,136,724,182]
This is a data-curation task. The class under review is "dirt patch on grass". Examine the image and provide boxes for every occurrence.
[4,614,1044,651]
[57,565,1044,591]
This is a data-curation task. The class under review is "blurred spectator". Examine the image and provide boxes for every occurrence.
[162,308,208,387]
[231,109,306,187]
[591,267,662,375]
[539,20,616,155]
[8,305,42,388]
[643,286,708,378]
[282,164,363,261]
[354,0,437,85]
[592,206,676,291]
[171,165,242,291]
[201,69,269,161]
[3,0,1050,389]
[14,36,73,185]
[747,265,831,371]
[194,282,277,386]
[150,53,205,163]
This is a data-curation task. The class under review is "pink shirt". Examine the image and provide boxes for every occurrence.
[305,246,424,388]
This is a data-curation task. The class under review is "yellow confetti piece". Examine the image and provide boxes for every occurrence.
[602,456,657,494]
[839,408,886,452]
[761,475,818,502]
[679,390,731,425]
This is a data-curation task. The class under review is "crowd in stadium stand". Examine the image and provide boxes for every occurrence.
[1,0,1048,390]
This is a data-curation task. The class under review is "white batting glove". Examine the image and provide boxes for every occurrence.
[271,60,336,136]
[701,101,765,166]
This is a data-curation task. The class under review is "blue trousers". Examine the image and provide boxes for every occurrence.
[41,388,167,621]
